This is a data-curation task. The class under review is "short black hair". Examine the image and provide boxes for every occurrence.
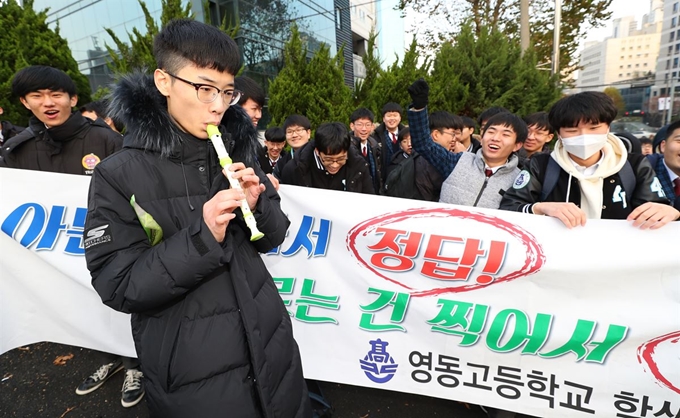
[79,99,109,119]
[283,114,311,131]
[154,19,241,75]
[381,102,403,117]
[460,116,476,130]
[548,91,618,130]
[483,113,528,143]
[235,76,265,107]
[350,108,374,123]
[523,111,553,134]
[429,111,463,131]
[79,99,124,131]
[664,119,680,143]
[639,136,653,145]
[398,127,410,142]
[315,122,351,155]
[478,106,510,127]
[264,126,285,143]
[11,65,77,98]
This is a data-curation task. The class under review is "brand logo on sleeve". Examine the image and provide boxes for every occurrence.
[84,224,111,249]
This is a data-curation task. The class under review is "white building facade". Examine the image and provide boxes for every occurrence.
[651,0,680,117]
[576,18,661,92]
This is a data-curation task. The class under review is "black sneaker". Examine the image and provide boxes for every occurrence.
[121,368,145,408]
[75,361,124,395]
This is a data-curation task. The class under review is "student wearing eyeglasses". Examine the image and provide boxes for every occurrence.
[281,122,375,194]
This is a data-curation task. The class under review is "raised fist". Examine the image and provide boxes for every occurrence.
[408,78,429,109]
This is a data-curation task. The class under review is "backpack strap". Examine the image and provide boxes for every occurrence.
[619,159,636,205]
[540,157,561,201]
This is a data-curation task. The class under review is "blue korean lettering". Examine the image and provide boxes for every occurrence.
[64,207,87,255]
[1,203,47,247]
[281,215,331,258]
[36,205,68,251]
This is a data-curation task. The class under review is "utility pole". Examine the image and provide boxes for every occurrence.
[521,0,530,56]
[668,75,676,125]
[552,0,562,77]
[662,78,668,124]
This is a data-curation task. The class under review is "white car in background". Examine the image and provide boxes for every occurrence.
[610,121,658,139]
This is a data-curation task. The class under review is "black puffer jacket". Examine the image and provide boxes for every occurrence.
[84,73,311,418]
[0,112,121,174]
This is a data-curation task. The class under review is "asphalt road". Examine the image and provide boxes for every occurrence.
[0,342,493,418]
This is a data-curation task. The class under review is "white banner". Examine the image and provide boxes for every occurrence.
[1,168,679,417]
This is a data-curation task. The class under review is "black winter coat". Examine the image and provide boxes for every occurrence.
[84,73,311,418]
[500,152,670,219]
[0,112,122,174]
[280,141,375,194]
[351,135,382,193]
[373,122,405,183]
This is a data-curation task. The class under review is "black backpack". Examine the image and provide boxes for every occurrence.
[382,153,423,200]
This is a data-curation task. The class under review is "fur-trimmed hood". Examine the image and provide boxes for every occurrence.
[108,72,259,166]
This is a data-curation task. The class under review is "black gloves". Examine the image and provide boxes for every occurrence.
[408,78,429,109]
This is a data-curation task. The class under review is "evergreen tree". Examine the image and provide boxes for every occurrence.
[0,0,91,126]
[366,38,430,112]
[428,41,469,114]
[353,30,381,114]
[428,22,560,118]
[268,25,352,128]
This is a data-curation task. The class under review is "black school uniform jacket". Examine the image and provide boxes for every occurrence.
[84,73,311,418]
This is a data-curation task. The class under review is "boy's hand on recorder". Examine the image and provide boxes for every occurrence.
[203,189,243,242]
[227,163,265,211]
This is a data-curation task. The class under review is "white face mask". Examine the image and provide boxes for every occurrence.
[560,132,609,160]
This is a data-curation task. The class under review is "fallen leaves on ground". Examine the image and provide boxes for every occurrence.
[52,353,74,366]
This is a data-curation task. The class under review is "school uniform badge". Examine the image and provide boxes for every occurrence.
[82,153,101,170]
[513,170,531,189]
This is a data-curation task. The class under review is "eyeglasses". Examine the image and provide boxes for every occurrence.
[266,142,285,149]
[353,122,373,129]
[439,130,460,138]
[319,154,348,165]
[164,71,242,105]
[286,127,308,137]
[528,128,551,139]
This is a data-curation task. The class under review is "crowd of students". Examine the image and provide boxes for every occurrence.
[1,17,679,418]
[252,80,679,231]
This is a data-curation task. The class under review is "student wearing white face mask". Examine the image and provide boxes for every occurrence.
[500,91,680,230]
